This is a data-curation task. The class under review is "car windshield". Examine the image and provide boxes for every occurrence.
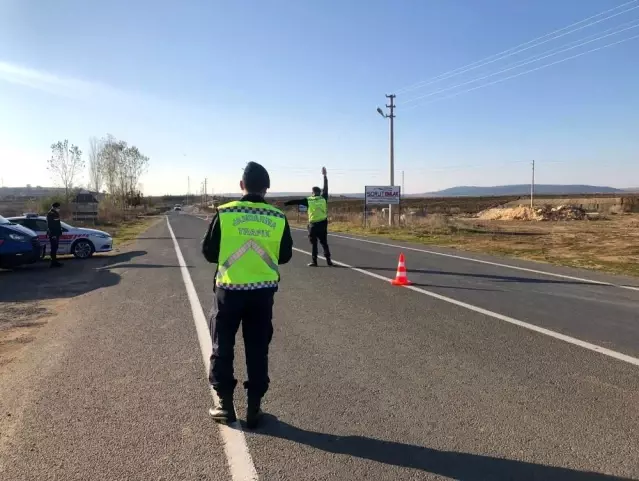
[0,215,12,225]
[61,221,73,229]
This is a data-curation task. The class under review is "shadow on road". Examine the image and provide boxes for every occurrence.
[136,236,197,240]
[255,416,635,481]
[102,263,193,269]
[351,266,604,286]
[0,251,147,303]
[408,283,499,291]
[316,266,499,291]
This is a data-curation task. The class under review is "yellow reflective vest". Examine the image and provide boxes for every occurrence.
[307,196,327,223]
[216,201,286,290]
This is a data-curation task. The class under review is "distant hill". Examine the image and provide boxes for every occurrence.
[419,184,626,197]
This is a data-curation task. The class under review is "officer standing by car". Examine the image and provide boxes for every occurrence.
[284,166,332,267]
[202,161,293,428]
[46,202,63,268]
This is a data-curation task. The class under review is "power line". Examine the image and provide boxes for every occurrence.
[401,20,639,105]
[402,32,639,111]
[394,0,639,94]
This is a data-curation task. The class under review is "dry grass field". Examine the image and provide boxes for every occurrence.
[281,193,639,277]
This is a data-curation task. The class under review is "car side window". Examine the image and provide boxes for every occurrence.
[23,219,39,231]
[35,220,49,231]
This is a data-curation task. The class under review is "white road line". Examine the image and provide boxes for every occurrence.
[167,217,259,481]
[291,228,639,292]
[293,247,639,368]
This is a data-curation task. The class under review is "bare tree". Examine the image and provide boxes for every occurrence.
[99,134,123,198]
[88,137,103,193]
[124,145,149,199]
[48,140,84,204]
[98,134,150,210]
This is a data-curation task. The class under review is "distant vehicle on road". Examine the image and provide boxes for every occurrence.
[8,214,113,259]
[173,206,182,211]
[0,215,41,268]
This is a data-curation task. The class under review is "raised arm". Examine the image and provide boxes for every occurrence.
[321,166,328,200]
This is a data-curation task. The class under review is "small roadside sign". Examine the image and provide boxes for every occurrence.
[365,185,401,205]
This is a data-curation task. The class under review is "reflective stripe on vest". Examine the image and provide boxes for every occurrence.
[216,201,286,290]
[216,239,279,279]
[307,196,327,223]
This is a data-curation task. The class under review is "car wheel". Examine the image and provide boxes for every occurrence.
[72,239,94,259]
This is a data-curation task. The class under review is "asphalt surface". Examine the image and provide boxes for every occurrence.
[1,212,638,480]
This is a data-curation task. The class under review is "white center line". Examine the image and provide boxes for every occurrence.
[167,217,259,481]
[293,246,639,368]
[291,227,639,292]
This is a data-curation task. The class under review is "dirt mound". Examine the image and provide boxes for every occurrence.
[477,204,586,221]
[477,206,541,221]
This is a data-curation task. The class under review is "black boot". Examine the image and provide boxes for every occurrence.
[307,260,318,267]
[209,394,237,423]
[246,397,263,430]
[326,258,333,266]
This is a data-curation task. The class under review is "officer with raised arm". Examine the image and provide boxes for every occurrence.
[284,167,332,267]
[202,161,293,429]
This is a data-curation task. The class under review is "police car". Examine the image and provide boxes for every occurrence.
[7,214,113,259]
[0,215,41,268]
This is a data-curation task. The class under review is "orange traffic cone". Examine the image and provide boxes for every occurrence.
[391,253,412,286]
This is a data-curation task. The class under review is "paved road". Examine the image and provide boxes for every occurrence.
[1,213,638,480]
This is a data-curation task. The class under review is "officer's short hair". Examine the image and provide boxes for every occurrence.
[52,202,61,208]
[242,162,270,193]
[312,186,321,195]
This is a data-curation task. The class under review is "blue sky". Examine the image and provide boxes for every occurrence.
[1,0,638,195]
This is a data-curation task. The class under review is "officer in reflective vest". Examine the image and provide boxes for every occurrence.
[284,166,332,267]
[202,161,293,428]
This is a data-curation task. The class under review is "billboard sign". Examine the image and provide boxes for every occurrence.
[364,185,401,205]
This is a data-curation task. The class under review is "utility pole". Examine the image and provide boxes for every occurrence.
[402,170,405,195]
[187,176,190,205]
[387,94,396,226]
[376,94,396,226]
[204,177,208,206]
[530,159,535,209]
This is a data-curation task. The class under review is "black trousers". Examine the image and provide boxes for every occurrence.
[49,236,59,263]
[209,288,274,399]
[308,220,331,262]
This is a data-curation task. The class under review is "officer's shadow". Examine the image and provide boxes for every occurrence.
[253,415,634,481]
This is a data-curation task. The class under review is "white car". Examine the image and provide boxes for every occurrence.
[8,214,113,259]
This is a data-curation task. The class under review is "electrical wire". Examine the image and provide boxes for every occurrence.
[401,32,639,111]
[394,0,638,94]
[400,20,639,105]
